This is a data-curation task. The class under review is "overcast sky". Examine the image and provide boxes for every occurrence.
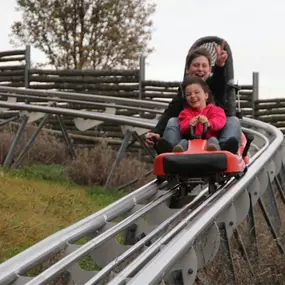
[1,0,285,99]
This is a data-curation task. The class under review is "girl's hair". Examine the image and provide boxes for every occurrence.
[182,76,214,104]
[182,75,210,93]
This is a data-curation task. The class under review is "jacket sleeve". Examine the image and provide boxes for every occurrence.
[207,106,227,131]
[152,86,184,136]
[178,109,192,135]
[207,65,226,110]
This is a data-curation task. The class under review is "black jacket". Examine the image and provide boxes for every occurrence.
[152,66,226,136]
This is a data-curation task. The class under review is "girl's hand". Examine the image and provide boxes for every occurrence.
[190,116,199,126]
[198,115,209,124]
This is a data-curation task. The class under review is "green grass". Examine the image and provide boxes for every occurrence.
[7,164,70,183]
[0,164,126,264]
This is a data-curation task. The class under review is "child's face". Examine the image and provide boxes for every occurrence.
[185,83,208,110]
[185,56,211,80]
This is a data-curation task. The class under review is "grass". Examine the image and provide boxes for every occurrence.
[0,164,125,264]
[0,125,153,277]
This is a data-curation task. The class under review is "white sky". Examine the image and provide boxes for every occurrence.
[1,0,285,99]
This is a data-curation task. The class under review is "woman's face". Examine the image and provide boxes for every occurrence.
[186,55,211,80]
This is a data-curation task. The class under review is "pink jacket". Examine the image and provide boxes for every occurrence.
[178,103,226,138]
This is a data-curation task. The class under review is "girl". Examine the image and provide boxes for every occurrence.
[173,75,227,152]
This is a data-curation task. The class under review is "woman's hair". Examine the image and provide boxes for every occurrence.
[182,76,214,104]
[185,47,212,68]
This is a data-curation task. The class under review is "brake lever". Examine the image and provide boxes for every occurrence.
[201,122,208,139]
[190,125,201,139]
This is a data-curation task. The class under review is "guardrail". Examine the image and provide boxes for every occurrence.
[0,90,284,285]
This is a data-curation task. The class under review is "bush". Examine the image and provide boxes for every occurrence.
[65,141,152,188]
[0,124,67,166]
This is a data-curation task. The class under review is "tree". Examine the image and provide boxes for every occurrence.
[10,0,156,69]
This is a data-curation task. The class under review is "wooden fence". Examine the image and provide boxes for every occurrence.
[28,69,142,98]
[0,46,30,88]
[0,45,284,150]
[254,99,285,131]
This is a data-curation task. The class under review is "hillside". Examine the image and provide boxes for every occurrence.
[0,164,125,263]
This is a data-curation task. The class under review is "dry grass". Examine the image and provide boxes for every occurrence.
[0,123,154,190]
[64,141,153,189]
[196,187,285,285]
[0,124,67,166]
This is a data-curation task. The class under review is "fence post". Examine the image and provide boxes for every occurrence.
[252,72,259,118]
[24,45,31,89]
[138,56,146,160]
[139,56,145,101]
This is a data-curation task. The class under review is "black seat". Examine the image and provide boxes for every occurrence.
[184,36,236,117]
[163,153,227,178]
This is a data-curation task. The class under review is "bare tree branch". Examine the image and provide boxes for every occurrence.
[10,0,156,69]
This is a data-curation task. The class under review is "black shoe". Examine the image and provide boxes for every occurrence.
[172,144,185,152]
[220,137,239,154]
[156,138,173,154]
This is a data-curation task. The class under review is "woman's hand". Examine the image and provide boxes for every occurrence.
[214,40,228,67]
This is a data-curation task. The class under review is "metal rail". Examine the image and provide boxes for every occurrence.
[125,117,284,284]
[0,180,172,285]
[0,88,283,285]
[84,188,211,285]
[0,91,164,115]
[86,127,267,285]
[0,119,272,285]
[0,101,159,128]
[24,187,179,285]
[0,86,168,109]
[106,126,270,285]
